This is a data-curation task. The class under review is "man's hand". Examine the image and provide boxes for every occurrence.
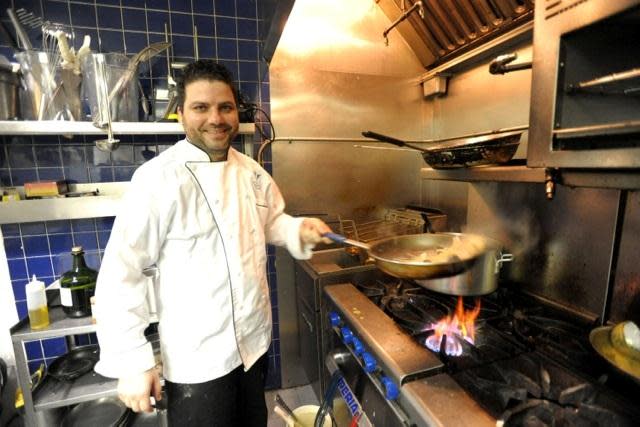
[300,218,333,246]
[117,367,162,413]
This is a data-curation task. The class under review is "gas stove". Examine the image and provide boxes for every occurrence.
[323,279,640,427]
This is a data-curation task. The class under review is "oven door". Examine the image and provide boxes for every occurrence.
[528,0,640,168]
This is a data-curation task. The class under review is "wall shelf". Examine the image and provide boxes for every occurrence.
[0,182,128,225]
[0,121,255,135]
[420,165,546,183]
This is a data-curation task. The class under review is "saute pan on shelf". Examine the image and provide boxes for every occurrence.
[323,232,513,295]
[362,129,523,169]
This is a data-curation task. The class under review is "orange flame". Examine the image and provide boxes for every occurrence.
[425,297,482,356]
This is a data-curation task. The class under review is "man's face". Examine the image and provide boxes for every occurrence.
[178,79,240,160]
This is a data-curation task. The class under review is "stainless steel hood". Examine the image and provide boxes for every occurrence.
[259,0,296,63]
[375,0,534,69]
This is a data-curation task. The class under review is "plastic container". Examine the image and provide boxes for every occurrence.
[291,405,333,427]
[14,50,82,121]
[26,275,49,330]
[82,53,139,125]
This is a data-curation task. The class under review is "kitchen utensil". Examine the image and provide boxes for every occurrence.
[323,232,512,287]
[93,55,120,151]
[0,55,19,120]
[590,321,640,383]
[6,8,32,50]
[108,41,171,103]
[274,406,296,427]
[48,345,99,381]
[275,394,298,423]
[164,23,176,88]
[362,129,523,168]
[61,396,130,427]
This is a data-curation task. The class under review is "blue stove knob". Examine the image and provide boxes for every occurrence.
[329,311,341,327]
[352,337,364,356]
[361,352,377,373]
[341,327,354,344]
[381,376,399,400]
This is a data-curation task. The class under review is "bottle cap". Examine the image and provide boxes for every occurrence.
[26,274,45,292]
[71,246,84,253]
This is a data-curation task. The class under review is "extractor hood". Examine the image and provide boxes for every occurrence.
[375,0,534,69]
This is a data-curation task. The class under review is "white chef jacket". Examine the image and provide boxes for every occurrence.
[94,139,312,383]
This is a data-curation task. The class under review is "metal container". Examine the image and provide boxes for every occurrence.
[0,58,19,120]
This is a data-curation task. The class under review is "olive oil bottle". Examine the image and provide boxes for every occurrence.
[60,246,98,318]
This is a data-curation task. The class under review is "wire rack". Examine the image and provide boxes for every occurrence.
[340,208,425,243]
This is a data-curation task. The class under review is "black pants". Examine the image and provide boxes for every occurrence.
[165,354,268,427]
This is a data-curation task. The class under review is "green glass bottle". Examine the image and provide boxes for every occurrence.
[60,246,98,318]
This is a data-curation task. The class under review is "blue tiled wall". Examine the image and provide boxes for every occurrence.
[1,0,280,389]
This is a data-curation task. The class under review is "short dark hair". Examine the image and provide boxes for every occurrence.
[176,60,239,109]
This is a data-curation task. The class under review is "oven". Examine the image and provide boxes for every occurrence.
[321,277,640,427]
[528,0,640,168]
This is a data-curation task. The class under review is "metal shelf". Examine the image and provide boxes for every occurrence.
[0,182,129,225]
[33,371,117,411]
[420,165,546,183]
[0,121,255,135]
[10,305,97,342]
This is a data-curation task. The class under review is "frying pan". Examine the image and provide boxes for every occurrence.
[362,130,523,168]
[323,232,505,281]
[48,345,99,382]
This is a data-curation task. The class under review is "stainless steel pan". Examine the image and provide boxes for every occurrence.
[323,232,512,292]
[362,129,523,168]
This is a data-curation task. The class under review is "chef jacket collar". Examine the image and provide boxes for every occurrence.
[179,138,232,163]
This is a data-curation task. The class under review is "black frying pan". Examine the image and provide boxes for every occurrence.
[48,345,100,382]
[362,130,523,168]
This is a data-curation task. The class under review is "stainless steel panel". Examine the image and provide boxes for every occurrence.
[275,247,307,388]
[609,190,640,324]
[401,374,496,427]
[420,180,469,232]
[325,284,443,385]
[428,40,533,160]
[465,182,619,316]
[273,140,423,219]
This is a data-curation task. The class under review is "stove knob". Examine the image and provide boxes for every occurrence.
[381,376,399,400]
[352,337,364,356]
[341,327,354,344]
[361,352,376,373]
[329,312,341,327]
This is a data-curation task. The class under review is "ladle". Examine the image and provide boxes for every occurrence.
[94,55,119,152]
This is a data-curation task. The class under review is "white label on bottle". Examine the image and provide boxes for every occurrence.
[60,287,73,307]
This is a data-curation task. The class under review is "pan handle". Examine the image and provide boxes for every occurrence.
[362,131,428,152]
[495,253,514,273]
[322,233,371,251]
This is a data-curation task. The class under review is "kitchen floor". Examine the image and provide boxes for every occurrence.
[265,384,319,426]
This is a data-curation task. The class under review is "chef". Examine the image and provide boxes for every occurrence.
[94,60,331,426]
